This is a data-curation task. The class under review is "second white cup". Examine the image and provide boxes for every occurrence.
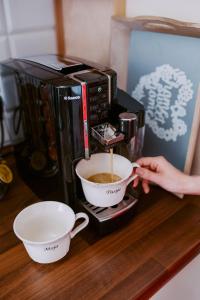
[13,201,89,263]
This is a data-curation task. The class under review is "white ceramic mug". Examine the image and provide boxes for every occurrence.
[13,201,89,264]
[75,153,140,207]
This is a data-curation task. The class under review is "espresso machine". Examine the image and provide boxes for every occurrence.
[0,55,145,234]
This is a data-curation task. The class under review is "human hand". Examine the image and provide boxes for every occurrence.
[133,156,189,194]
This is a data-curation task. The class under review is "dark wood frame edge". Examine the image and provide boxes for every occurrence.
[54,0,65,56]
[112,15,200,37]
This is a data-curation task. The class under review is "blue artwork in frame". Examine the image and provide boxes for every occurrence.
[127,30,200,172]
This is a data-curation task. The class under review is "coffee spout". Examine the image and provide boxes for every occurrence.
[91,122,125,149]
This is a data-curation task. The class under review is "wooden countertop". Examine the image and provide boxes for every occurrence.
[1,157,200,300]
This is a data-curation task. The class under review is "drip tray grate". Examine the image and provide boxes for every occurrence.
[80,193,138,222]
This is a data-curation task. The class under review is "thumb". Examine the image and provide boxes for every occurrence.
[136,167,160,185]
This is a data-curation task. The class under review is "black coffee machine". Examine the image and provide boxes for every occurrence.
[0,55,145,235]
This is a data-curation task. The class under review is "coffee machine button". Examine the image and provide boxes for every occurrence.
[101,93,107,99]
[89,84,108,94]
[96,97,106,104]
[100,103,108,109]
[100,111,108,119]
[89,96,98,103]
[90,104,99,112]
[90,114,99,123]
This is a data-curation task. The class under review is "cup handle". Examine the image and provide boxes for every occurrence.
[126,162,140,186]
[70,212,89,239]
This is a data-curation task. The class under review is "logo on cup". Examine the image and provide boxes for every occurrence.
[106,188,121,194]
[45,245,59,251]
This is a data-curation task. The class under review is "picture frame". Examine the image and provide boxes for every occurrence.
[110,16,200,197]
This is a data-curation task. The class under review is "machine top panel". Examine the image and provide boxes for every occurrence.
[22,54,82,71]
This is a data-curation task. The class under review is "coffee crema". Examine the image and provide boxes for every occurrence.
[87,172,121,184]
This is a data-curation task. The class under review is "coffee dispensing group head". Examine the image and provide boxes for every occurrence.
[91,109,142,163]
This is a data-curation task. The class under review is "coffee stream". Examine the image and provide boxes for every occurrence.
[87,149,122,184]
[110,148,114,182]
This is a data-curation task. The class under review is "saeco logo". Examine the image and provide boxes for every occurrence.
[64,95,80,101]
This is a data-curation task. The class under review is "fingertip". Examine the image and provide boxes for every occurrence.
[144,186,150,194]
[142,180,150,194]
[133,178,138,188]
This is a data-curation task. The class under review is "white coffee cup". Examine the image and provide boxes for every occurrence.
[13,201,89,264]
[75,153,140,208]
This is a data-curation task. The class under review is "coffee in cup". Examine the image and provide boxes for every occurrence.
[87,172,122,184]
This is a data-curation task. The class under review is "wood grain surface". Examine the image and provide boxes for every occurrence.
[1,156,200,300]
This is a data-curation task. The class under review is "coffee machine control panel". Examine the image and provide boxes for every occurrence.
[74,71,111,127]
[88,84,110,126]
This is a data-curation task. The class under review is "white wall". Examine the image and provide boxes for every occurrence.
[151,254,200,300]
[0,0,57,146]
[0,0,57,61]
[63,0,124,66]
[126,0,200,23]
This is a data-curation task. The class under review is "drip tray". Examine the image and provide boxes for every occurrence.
[80,193,138,222]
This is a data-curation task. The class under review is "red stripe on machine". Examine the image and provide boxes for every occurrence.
[81,83,89,153]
